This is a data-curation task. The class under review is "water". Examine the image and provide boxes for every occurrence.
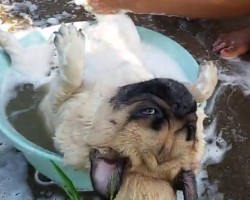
[5,83,56,152]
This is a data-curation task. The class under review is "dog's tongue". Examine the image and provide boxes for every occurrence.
[94,159,117,191]
[90,153,127,198]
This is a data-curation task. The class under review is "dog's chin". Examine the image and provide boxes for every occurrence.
[89,149,128,199]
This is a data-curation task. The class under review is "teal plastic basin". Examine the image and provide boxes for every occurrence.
[0,22,202,190]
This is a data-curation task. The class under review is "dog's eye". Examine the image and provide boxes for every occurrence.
[141,108,156,115]
[129,105,163,121]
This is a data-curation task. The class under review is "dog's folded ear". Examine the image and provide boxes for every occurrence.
[173,170,198,200]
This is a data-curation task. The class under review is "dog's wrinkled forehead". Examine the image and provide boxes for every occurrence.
[110,78,197,118]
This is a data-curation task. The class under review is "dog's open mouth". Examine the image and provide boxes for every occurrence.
[89,148,128,199]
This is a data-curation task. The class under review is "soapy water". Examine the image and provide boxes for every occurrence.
[219,60,250,96]
[206,59,250,116]
[0,134,33,200]
[0,14,247,200]
[0,0,87,32]
[176,117,231,200]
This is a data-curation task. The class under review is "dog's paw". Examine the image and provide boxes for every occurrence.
[184,61,218,103]
[54,23,85,69]
[0,29,24,65]
[195,61,218,101]
[0,29,18,49]
[198,61,218,83]
[0,29,9,46]
[54,23,85,86]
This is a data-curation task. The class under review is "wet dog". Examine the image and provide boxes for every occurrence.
[0,15,218,200]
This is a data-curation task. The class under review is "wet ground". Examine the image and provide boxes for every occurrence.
[1,0,250,200]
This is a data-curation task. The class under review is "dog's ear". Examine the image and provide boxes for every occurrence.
[173,170,198,200]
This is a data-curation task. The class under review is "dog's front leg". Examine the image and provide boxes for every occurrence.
[0,29,25,65]
[48,24,85,113]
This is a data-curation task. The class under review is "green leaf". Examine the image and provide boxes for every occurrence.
[50,160,82,200]
[110,174,115,200]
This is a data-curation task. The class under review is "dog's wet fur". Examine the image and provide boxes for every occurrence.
[0,19,218,200]
[88,78,201,200]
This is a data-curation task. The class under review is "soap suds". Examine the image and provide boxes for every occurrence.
[196,118,231,199]
[219,60,250,96]
[177,118,231,200]
[0,1,82,31]
[0,134,33,200]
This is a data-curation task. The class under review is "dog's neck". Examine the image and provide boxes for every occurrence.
[116,172,176,200]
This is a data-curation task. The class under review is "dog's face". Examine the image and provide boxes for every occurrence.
[88,78,204,200]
